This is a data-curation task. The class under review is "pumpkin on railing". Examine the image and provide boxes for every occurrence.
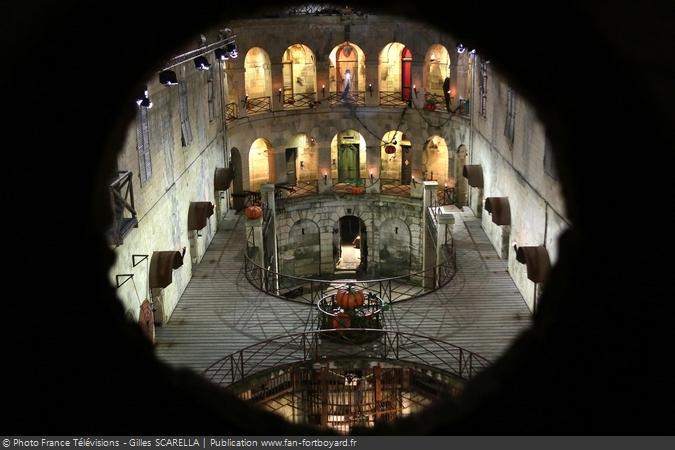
[244,205,263,220]
[335,285,365,309]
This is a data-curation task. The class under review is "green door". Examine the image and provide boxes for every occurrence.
[338,143,359,183]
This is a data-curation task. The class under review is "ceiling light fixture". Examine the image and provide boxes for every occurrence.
[159,70,178,86]
[194,56,211,71]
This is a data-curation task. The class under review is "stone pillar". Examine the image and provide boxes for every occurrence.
[436,211,455,285]
[421,181,439,289]
[318,173,333,194]
[260,184,279,293]
[365,57,379,107]
[271,62,284,111]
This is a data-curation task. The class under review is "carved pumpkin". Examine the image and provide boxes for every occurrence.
[329,312,351,329]
[384,144,396,154]
[336,288,365,309]
[350,185,366,195]
[244,205,263,220]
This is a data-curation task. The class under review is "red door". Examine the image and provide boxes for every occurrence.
[401,47,413,101]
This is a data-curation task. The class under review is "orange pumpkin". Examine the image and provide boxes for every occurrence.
[244,205,263,220]
[329,312,351,329]
[336,288,365,309]
[350,186,366,195]
[385,144,396,154]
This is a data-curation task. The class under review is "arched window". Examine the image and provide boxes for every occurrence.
[328,42,366,104]
[244,47,272,113]
[423,45,451,104]
[379,43,412,103]
[248,138,274,191]
[330,130,367,183]
[422,135,450,187]
[282,44,317,108]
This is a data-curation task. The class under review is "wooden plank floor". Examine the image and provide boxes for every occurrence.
[155,210,532,372]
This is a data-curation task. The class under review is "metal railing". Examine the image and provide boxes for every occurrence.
[283,92,317,109]
[380,178,412,197]
[203,329,491,387]
[379,91,408,107]
[327,91,365,106]
[225,102,237,122]
[245,96,271,115]
[107,171,138,246]
[244,238,456,305]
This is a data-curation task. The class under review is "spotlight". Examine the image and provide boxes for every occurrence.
[456,43,466,54]
[136,88,153,108]
[225,42,238,59]
[214,48,229,61]
[159,70,178,86]
[194,56,211,71]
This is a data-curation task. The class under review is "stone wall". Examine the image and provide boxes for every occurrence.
[110,53,225,324]
[275,195,423,278]
[470,57,568,311]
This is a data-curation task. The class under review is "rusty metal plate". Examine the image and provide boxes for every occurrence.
[516,246,551,283]
[485,197,511,225]
[462,164,484,188]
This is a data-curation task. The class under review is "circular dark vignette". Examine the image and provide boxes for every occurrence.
[1,0,672,435]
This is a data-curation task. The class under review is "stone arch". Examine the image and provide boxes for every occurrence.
[330,130,367,182]
[244,47,272,100]
[379,42,412,100]
[248,138,274,191]
[378,218,411,277]
[422,135,450,187]
[423,44,451,98]
[287,219,321,277]
[329,42,366,95]
[281,44,317,106]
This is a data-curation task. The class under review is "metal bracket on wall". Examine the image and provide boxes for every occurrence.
[132,254,149,267]
[116,274,134,288]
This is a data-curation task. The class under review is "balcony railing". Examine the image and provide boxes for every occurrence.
[244,237,456,305]
[203,329,491,387]
[327,91,365,106]
[283,92,317,109]
[107,171,138,246]
[380,178,411,197]
[245,96,271,115]
[379,91,408,107]
[225,102,237,122]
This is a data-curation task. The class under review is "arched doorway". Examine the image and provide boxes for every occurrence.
[244,47,272,112]
[329,42,366,101]
[422,135,450,186]
[285,133,318,184]
[423,45,451,104]
[334,216,368,275]
[248,138,274,191]
[229,147,244,211]
[379,42,412,101]
[281,44,317,107]
[330,130,367,183]
[380,130,412,184]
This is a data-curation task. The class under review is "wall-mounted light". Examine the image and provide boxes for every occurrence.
[323,170,328,185]
[411,176,416,187]
[277,88,282,102]
[369,169,373,183]
[300,161,305,168]
[225,42,238,59]
[368,83,373,96]
[321,84,325,97]
[214,48,229,61]
[413,84,418,97]
[194,55,211,71]
[136,87,153,108]
[159,70,178,86]
[242,95,248,106]
[310,136,316,145]
[456,43,466,54]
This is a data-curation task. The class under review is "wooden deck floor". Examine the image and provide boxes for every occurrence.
[155,210,532,372]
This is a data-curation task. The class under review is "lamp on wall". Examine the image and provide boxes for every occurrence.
[193,56,211,71]
[277,88,282,102]
[136,87,153,108]
[159,70,178,86]
[411,176,417,187]
[369,169,374,183]
[456,43,466,54]
[323,170,327,185]
[321,84,325,97]
[413,84,418,97]
[368,83,373,96]
[214,48,229,61]
[225,42,238,59]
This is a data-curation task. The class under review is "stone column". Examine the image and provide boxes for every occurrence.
[271,63,284,111]
[421,181,438,289]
